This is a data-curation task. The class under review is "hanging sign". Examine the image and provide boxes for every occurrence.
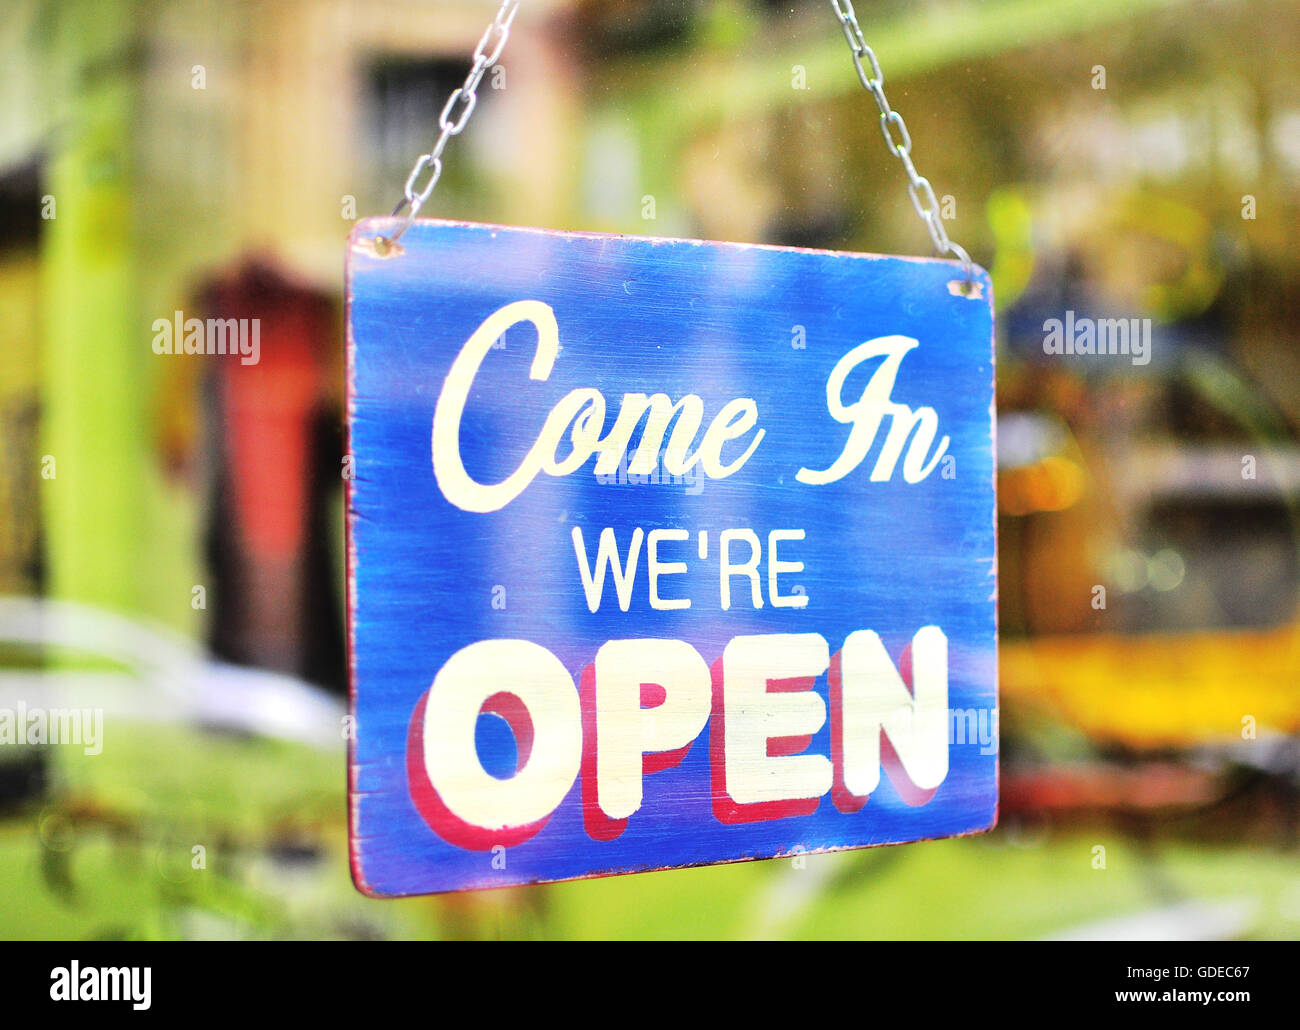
[345,217,997,896]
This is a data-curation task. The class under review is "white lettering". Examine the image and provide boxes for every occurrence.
[797,335,948,486]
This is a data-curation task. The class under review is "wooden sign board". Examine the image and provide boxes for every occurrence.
[346,218,997,896]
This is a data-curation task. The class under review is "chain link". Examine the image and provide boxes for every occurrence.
[381,0,972,282]
[830,0,973,280]
[381,0,520,245]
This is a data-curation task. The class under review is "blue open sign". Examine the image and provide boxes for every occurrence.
[346,218,997,896]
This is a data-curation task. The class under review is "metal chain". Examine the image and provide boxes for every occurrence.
[381,0,972,281]
[381,0,520,246]
[830,0,973,280]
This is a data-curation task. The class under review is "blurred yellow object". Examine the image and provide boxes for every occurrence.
[987,187,1035,311]
[1095,191,1224,323]
[1001,624,1300,748]
[999,455,1087,516]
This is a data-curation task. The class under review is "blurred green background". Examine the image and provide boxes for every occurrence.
[1,0,1298,939]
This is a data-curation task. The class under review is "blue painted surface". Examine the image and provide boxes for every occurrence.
[347,217,997,896]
